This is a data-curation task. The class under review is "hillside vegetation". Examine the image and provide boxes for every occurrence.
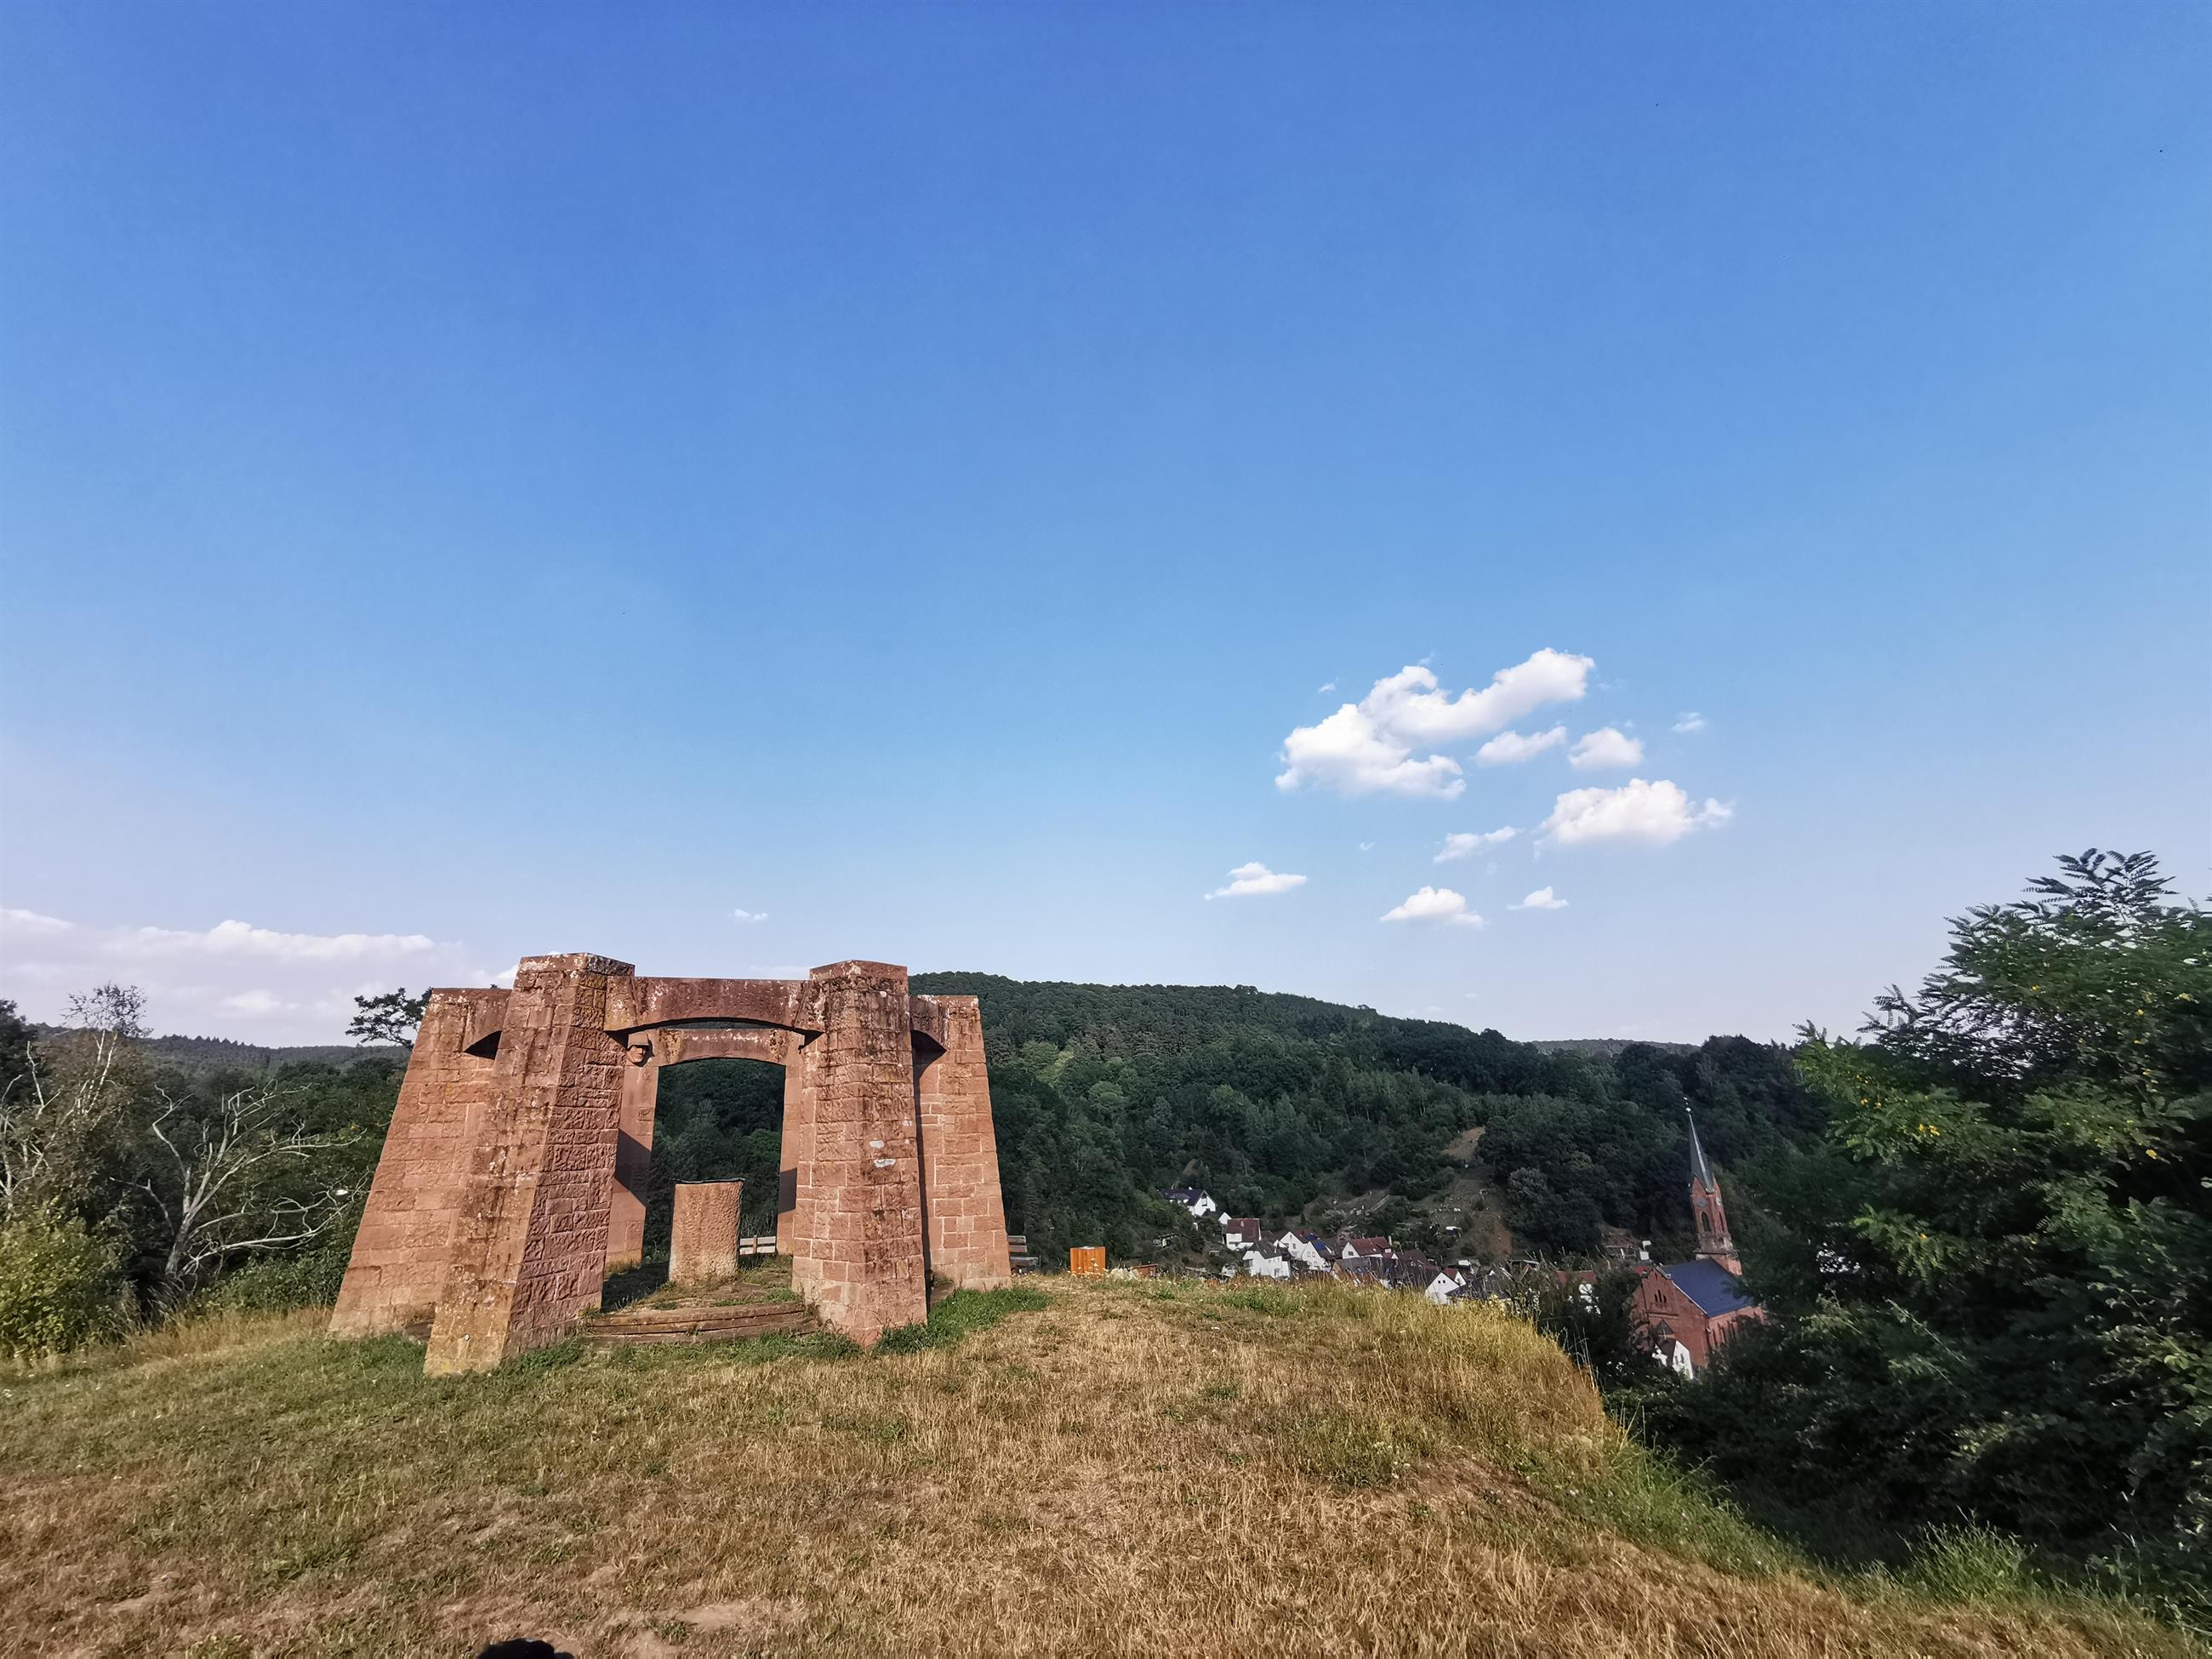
[599,973,1821,1270]
[1,1276,2182,1658]
[906,972,1819,1263]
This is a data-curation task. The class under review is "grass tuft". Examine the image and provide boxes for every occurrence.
[876,1284,1050,1354]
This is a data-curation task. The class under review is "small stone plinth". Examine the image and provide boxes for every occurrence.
[670,1181,744,1286]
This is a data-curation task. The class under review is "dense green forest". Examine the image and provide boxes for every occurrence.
[640,977,1828,1269]
[903,974,1821,1263]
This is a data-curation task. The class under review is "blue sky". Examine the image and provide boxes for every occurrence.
[2,3,2206,1045]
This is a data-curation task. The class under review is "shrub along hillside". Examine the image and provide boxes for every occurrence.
[1,1277,2181,1657]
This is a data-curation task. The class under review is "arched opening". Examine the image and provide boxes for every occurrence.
[644,1057,785,1259]
[601,1023,807,1311]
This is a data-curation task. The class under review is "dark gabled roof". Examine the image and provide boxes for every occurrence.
[1662,1258,1757,1317]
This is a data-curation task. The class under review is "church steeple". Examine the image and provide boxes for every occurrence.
[1685,1109,1740,1275]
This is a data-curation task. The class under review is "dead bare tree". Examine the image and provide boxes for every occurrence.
[138,1084,351,1308]
[0,983,145,1221]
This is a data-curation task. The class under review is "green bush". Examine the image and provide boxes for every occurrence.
[198,1234,354,1314]
[0,1212,129,1360]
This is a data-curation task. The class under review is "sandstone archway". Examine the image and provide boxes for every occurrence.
[328,956,1012,1372]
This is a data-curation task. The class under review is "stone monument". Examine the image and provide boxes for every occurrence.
[328,957,1012,1371]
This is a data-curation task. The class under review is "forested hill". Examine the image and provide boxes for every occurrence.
[84,978,1824,1276]
[905,973,1825,1266]
[911,972,1587,1092]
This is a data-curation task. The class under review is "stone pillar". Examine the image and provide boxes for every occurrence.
[776,1037,817,1257]
[915,996,1013,1291]
[330,989,508,1336]
[425,954,633,1375]
[786,961,928,1344]
[670,1180,743,1285]
[605,1038,659,1274]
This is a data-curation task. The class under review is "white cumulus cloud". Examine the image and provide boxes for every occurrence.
[1512,887,1569,910]
[1474,725,1567,767]
[733,908,769,923]
[1569,727,1645,771]
[1381,887,1485,926]
[1540,779,1733,847]
[1206,861,1308,899]
[1435,827,1517,863]
[1276,650,1594,798]
[1673,712,1707,733]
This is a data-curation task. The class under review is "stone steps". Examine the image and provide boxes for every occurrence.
[584,1300,818,1348]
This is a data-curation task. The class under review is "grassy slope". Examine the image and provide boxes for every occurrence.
[1,1281,2184,1659]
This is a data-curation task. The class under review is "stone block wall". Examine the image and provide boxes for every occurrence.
[784,961,929,1343]
[605,1042,660,1274]
[915,995,1013,1291]
[425,955,632,1374]
[777,1036,818,1257]
[329,988,508,1336]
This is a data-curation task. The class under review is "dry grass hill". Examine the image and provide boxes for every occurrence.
[2,1276,2187,1658]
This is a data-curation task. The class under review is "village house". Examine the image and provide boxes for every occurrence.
[1631,1113,1765,1377]
[1221,1216,1264,1250]
[1273,1229,1331,1272]
[1165,1187,1219,1219]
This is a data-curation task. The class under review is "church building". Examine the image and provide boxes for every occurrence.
[1631,1111,1764,1377]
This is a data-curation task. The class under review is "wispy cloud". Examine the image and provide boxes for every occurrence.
[1381,887,1484,926]
[733,908,769,923]
[0,910,481,1044]
[1474,726,1566,767]
[0,908,73,936]
[1511,887,1569,910]
[1435,827,1516,863]
[110,919,442,962]
[1206,861,1308,899]
[1673,712,1707,734]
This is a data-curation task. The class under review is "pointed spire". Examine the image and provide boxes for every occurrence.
[1685,1107,1718,1191]
[1685,1107,1739,1273]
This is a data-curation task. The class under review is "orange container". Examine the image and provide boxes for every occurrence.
[1069,1246,1107,1277]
